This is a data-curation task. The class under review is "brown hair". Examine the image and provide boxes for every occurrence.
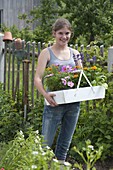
[52,18,72,32]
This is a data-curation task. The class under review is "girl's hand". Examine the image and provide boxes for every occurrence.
[45,93,58,107]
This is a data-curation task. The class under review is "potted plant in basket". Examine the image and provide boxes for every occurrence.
[44,64,107,91]
[43,64,107,105]
[44,64,82,91]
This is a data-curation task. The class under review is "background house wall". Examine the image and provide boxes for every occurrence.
[0,0,40,30]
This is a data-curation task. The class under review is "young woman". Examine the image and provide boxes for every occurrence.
[34,18,82,162]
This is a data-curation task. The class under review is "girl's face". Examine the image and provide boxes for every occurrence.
[53,26,71,46]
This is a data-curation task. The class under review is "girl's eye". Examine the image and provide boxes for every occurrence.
[58,32,63,35]
[66,32,70,35]
[58,32,70,35]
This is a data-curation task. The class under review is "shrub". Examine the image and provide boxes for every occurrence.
[0,83,23,142]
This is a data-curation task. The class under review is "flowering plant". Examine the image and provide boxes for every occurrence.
[82,66,108,87]
[44,64,107,91]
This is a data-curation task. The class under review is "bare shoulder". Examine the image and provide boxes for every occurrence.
[36,48,50,74]
[39,47,50,57]
[38,47,50,62]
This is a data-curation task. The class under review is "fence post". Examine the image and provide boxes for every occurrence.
[23,59,31,121]
[108,46,113,72]
[31,42,36,107]
[100,45,104,57]
[75,44,78,50]
[0,33,4,83]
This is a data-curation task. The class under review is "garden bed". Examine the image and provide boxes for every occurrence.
[67,157,113,170]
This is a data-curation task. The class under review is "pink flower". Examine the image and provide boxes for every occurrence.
[67,81,74,87]
[61,65,67,72]
[61,65,72,72]
[61,78,67,85]
[1,168,5,170]
[65,65,72,72]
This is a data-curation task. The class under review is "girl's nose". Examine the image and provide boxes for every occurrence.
[62,34,67,38]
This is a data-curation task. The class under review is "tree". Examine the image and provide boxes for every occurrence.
[59,0,113,43]
[18,0,113,44]
[30,0,62,42]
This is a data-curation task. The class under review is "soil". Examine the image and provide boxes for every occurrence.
[67,157,113,170]
[94,158,113,170]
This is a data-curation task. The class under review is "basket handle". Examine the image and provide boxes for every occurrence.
[77,70,95,93]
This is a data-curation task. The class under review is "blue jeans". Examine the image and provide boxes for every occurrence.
[42,102,80,160]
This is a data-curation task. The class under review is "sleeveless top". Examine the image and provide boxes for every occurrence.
[47,47,78,68]
[44,47,79,95]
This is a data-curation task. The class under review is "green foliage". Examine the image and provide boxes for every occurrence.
[83,66,108,88]
[59,0,113,44]
[73,139,103,170]
[0,83,23,142]
[27,95,44,134]
[1,24,34,42]
[30,0,61,43]
[43,64,107,91]
[0,130,59,170]
[0,130,72,170]
[0,82,45,143]
[0,40,113,167]
[20,0,113,45]
[100,29,113,47]
[1,24,11,32]
[80,41,108,68]
[70,74,113,160]
[75,35,88,47]
[10,25,21,38]
[19,26,35,42]
[44,65,80,91]
[2,0,113,45]
[1,24,21,38]
[33,26,53,43]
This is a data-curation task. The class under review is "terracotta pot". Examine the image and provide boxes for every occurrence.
[3,31,13,42]
[15,38,23,50]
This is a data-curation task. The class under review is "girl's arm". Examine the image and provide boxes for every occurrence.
[34,48,58,106]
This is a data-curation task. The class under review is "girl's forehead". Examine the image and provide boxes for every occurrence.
[57,26,71,32]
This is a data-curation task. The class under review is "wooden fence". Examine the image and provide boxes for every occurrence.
[1,39,105,117]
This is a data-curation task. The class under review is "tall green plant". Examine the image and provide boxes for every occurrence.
[0,83,23,142]
[0,130,71,170]
[73,140,103,170]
